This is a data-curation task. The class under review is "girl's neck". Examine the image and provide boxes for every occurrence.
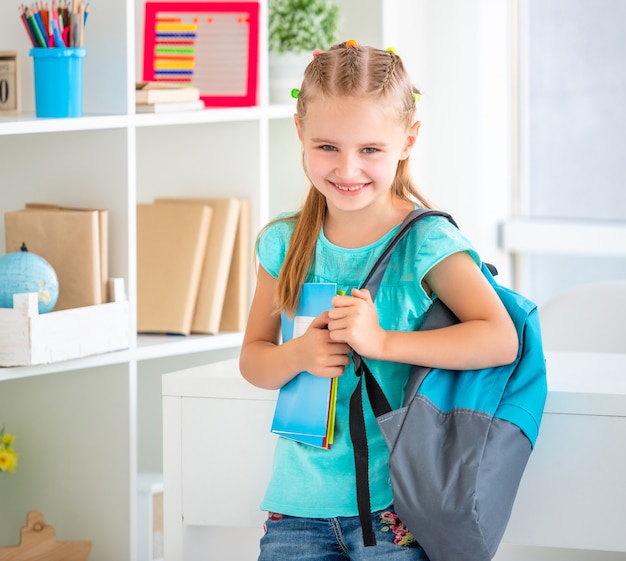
[323,198,414,248]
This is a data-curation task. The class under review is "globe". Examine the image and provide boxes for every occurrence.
[0,243,59,314]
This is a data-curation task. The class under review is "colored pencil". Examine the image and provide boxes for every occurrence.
[18,0,89,48]
[18,6,37,46]
[24,6,47,47]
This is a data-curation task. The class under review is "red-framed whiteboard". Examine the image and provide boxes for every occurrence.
[143,2,259,107]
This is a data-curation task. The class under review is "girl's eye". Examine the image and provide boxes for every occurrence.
[362,147,378,154]
[320,145,337,151]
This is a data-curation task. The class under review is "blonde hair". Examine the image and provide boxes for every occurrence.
[270,42,432,316]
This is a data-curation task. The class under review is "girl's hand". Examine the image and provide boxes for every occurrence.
[296,312,352,378]
[327,288,385,359]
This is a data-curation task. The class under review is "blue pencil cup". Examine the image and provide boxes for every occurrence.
[30,48,87,118]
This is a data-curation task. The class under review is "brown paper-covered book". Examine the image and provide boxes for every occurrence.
[4,207,103,310]
[23,203,109,304]
[220,198,251,332]
[155,197,241,334]
[137,202,212,335]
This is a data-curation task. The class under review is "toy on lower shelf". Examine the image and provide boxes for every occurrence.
[0,510,91,561]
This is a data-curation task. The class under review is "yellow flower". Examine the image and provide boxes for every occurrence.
[0,447,18,472]
[1,432,15,446]
[0,426,18,473]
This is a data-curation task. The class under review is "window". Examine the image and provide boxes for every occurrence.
[503,0,626,304]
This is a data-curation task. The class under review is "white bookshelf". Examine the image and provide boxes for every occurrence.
[0,1,390,559]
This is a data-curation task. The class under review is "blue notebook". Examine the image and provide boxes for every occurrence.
[271,283,339,449]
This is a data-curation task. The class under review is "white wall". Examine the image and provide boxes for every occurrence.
[402,0,516,284]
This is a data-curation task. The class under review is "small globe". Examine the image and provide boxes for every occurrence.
[0,243,59,314]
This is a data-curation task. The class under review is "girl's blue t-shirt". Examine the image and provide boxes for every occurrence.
[257,212,480,518]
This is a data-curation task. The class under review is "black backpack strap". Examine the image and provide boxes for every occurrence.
[349,208,454,546]
[361,209,456,302]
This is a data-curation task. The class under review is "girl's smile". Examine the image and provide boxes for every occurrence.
[330,181,372,193]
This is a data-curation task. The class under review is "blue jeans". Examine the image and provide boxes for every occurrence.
[258,508,430,561]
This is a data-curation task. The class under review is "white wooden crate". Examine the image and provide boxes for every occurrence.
[0,291,130,367]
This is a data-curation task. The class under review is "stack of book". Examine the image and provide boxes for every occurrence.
[271,283,340,450]
[135,82,205,113]
[136,197,251,336]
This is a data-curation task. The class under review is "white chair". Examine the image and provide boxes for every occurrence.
[538,280,626,353]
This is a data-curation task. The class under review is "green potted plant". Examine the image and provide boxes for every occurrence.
[268,0,341,102]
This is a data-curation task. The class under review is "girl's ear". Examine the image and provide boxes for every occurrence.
[294,114,304,142]
[400,120,421,160]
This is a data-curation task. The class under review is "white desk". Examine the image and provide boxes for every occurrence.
[501,351,626,554]
[162,360,277,561]
[163,352,626,561]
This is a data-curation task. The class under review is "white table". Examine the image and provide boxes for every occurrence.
[501,351,626,555]
[163,352,626,561]
[162,360,277,561]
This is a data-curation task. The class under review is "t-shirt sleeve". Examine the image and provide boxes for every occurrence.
[256,215,296,279]
[410,216,481,290]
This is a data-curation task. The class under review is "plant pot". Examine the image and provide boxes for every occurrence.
[268,51,311,104]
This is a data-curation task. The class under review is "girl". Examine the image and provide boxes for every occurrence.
[240,41,518,561]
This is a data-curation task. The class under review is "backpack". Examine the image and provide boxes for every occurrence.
[349,208,547,561]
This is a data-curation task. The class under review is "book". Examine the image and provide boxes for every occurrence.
[24,203,109,305]
[154,198,241,335]
[135,100,205,113]
[219,198,251,332]
[271,283,339,449]
[136,202,212,335]
[4,206,104,311]
[135,81,201,104]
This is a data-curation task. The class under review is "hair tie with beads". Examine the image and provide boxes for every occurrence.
[385,46,397,54]
[312,49,323,58]
[345,39,358,48]
[291,88,300,99]
[413,92,422,103]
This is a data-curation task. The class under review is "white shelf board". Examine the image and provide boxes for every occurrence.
[0,104,296,137]
[0,113,130,136]
[0,347,132,382]
[0,332,245,381]
[135,332,244,361]
[132,103,294,127]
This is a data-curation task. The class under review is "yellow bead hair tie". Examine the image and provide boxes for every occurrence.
[345,39,358,48]
[386,46,397,54]
[413,92,422,103]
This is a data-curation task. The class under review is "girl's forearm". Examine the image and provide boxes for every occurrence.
[240,338,303,390]
[376,320,519,371]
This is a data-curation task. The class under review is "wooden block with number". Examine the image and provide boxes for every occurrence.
[0,51,19,114]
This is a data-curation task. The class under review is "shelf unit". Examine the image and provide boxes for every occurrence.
[0,1,389,559]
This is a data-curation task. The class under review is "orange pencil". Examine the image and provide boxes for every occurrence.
[39,0,49,34]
